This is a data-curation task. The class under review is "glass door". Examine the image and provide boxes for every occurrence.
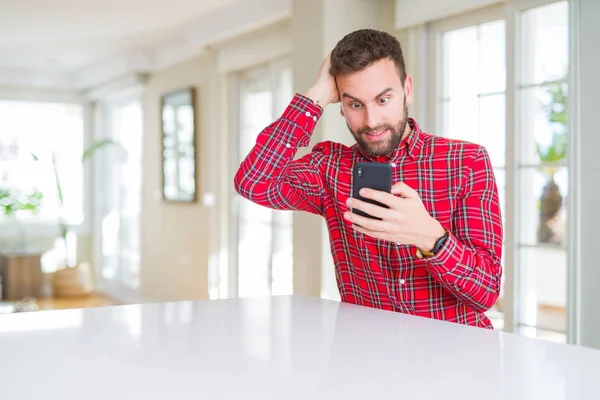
[435,17,508,329]
[231,59,294,298]
[96,95,143,295]
[430,0,570,342]
[515,0,569,342]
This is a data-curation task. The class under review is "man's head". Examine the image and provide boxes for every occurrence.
[330,29,413,157]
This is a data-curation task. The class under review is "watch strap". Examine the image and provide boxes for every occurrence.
[416,230,448,258]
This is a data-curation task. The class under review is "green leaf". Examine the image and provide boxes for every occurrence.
[538,81,568,165]
[82,138,117,162]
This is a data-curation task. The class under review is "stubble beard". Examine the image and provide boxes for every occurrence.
[348,101,409,158]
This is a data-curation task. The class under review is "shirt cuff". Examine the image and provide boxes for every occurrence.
[416,231,464,277]
[276,93,324,148]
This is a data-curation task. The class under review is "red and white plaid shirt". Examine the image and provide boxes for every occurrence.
[234,93,503,329]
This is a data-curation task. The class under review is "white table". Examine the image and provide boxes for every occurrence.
[0,295,598,399]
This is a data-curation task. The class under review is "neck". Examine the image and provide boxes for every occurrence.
[401,119,413,140]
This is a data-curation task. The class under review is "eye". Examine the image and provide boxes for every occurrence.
[378,97,389,105]
[350,102,361,109]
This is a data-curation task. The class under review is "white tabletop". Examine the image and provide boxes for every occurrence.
[0,295,598,399]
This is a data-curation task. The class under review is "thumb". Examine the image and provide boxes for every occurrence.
[392,182,419,199]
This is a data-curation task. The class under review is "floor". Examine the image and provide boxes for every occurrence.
[35,293,115,310]
[0,292,116,315]
[489,304,567,343]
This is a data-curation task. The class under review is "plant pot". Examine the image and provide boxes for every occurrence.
[537,177,564,244]
[51,262,94,297]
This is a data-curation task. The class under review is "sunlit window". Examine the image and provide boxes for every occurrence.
[99,99,143,290]
[439,19,507,329]
[517,1,569,343]
[0,100,84,225]
[436,0,569,343]
[217,61,294,299]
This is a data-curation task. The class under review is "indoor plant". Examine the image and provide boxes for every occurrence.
[0,187,43,251]
[537,83,567,244]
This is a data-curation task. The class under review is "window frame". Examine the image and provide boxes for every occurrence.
[428,2,511,330]
[224,56,293,300]
[92,86,145,304]
[427,0,571,338]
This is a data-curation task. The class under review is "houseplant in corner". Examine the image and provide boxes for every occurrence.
[0,187,43,251]
[33,138,119,296]
[537,83,567,245]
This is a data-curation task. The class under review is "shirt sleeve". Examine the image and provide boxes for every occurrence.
[422,146,504,313]
[234,93,327,216]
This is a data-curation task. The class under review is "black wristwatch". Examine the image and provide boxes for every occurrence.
[420,230,448,257]
[432,230,449,253]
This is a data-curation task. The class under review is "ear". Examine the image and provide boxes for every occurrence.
[403,74,414,105]
[340,106,345,117]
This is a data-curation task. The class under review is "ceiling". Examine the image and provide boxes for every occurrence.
[0,0,292,91]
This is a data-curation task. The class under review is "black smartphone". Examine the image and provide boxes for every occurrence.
[351,162,392,220]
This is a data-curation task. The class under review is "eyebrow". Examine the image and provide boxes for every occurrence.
[342,87,393,103]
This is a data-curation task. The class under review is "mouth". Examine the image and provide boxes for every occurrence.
[364,129,388,141]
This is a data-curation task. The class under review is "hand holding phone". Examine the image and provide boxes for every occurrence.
[351,162,392,220]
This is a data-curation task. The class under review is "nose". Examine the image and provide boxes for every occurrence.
[365,106,379,130]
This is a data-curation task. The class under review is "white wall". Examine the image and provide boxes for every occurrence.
[140,52,219,302]
[395,0,501,29]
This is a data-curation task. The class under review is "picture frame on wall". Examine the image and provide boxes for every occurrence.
[160,87,197,202]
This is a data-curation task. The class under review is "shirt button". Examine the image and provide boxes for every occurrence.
[305,111,311,117]
[313,116,317,122]
[400,279,406,285]
[285,143,291,148]
[391,162,397,167]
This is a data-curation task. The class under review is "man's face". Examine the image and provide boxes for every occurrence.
[335,59,413,157]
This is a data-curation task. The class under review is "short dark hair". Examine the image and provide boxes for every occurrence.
[329,29,407,83]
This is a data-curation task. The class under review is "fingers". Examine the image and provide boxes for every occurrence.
[352,224,394,242]
[354,188,401,209]
[345,197,392,220]
[343,208,392,233]
[391,182,419,199]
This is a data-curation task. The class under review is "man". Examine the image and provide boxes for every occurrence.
[234,29,503,329]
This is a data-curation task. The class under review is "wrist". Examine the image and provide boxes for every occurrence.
[419,219,446,252]
[304,85,331,109]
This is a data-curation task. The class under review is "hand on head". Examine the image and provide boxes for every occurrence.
[304,51,339,108]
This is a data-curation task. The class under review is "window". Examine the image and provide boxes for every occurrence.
[229,60,294,298]
[516,1,569,342]
[436,18,507,329]
[97,97,143,290]
[0,100,84,226]
[432,0,569,342]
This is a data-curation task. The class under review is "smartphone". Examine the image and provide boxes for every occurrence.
[351,162,392,220]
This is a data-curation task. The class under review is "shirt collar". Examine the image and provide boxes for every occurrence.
[354,118,423,163]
